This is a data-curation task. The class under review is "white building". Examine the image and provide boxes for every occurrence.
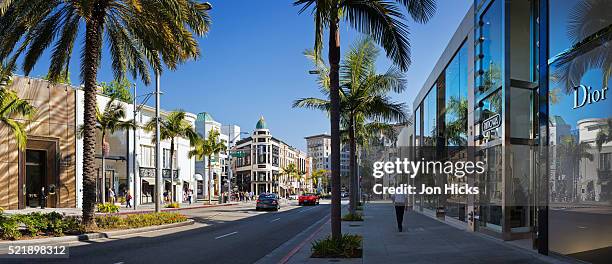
[304,134,350,178]
[234,117,311,196]
[75,92,196,207]
[577,118,612,202]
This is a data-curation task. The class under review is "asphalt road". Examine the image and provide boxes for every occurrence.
[1,202,330,264]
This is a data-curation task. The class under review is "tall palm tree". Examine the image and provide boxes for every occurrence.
[0,82,36,150]
[294,1,433,238]
[0,0,211,228]
[281,163,300,195]
[294,38,407,215]
[80,96,134,204]
[189,130,226,204]
[445,96,468,146]
[145,110,197,203]
[311,169,328,192]
[558,135,593,202]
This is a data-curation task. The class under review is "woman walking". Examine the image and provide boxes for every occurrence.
[393,193,408,232]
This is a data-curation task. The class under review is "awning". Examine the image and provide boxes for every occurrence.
[194,174,204,181]
[141,177,155,183]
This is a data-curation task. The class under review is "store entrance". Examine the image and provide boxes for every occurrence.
[25,150,46,208]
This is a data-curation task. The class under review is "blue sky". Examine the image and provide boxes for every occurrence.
[19,1,472,150]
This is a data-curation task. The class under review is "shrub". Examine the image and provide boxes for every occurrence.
[95,212,187,230]
[0,207,4,213]
[95,215,125,229]
[0,217,21,240]
[311,234,362,258]
[97,203,120,213]
[342,213,363,221]
[118,197,126,204]
[165,202,180,208]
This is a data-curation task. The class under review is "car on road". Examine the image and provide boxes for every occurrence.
[298,193,319,206]
[256,193,280,211]
[341,191,349,198]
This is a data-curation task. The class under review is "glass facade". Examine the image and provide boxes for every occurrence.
[412,0,611,261]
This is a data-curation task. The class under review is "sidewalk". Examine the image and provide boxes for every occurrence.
[279,201,570,264]
[363,201,566,264]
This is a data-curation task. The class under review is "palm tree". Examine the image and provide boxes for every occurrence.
[558,135,593,202]
[80,96,134,204]
[295,0,435,239]
[0,82,36,150]
[0,0,211,228]
[595,118,612,152]
[281,163,300,195]
[445,97,468,146]
[189,130,226,204]
[311,169,328,192]
[294,38,407,215]
[145,110,196,203]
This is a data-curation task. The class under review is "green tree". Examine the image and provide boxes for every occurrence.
[294,39,407,215]
[189,130,226,204]
[281,163,300,195]
[80,96,134,204]
[100,78,133,103]
[294,0,434,239]
[310,169,328,192]
[558,135,593,202]
[0,73,36,150]
[0,0,211,228]
[445,96,468,146]
[144,110,197,203]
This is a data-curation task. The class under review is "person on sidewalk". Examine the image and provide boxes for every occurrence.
[108,188,115,204]
[393,193,408,232]
[125,192,132,208]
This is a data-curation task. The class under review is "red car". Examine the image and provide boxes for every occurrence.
[298,193,319,206]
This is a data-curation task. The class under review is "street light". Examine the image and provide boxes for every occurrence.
[132,84,157,210]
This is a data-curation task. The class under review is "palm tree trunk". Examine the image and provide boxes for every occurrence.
[349,113,357,215]
[208,156,212,204]
[170,138,175,203]
[82,7,105,228]
[101,132,106,204]
[328,5,342,240]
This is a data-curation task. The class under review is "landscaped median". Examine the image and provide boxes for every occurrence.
[0,210,192,242]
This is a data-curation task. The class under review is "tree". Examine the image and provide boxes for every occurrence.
[100,78,133,103]
[189,130,226,204]
[144,110,197,203]
[281,163,300,195]
[595,118,612,152]
[295,0,435,240]
[0,72,36,150]
[80,96,134,204]
[558,135,593,202]
[445,96,468,146]
[294,38,407,215]
[311,169,328,192]
[0,0,211,229]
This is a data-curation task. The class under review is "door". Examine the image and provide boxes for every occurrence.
[25,150,46,208]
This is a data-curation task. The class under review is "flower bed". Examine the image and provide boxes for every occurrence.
[0,211,187,241]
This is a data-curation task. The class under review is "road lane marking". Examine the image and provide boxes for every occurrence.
[270,218,281,223]
[215,231,238,239]
[577,226,587,229]
[298,207,316,213]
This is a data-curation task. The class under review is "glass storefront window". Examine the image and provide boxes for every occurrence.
[477,89,502,142]
[423,87,437,146]
[445,44,468,146]
[477,0,503,95]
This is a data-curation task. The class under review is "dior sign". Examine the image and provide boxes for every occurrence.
[573,85,608,109]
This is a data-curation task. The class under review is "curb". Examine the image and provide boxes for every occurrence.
[0,219,195,245]
[106,203,238,216]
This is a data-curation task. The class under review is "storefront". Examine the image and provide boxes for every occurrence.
[411,0,611,262]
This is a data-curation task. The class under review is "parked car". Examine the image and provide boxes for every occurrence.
[341,192,349,198]
[256,193,280,211]
[298,193,319,206]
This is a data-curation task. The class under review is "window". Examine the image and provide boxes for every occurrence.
[476,0,502,95]
[162,148,177,169]
[601,153,611,171]
[257,145,267,164]
[140,145,155,167]
[445,43,468,146]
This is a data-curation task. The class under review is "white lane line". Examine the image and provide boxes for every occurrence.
[298,207,316,213]
[577,226,587,229]
[215,231,238,239]
[270,218,281,223]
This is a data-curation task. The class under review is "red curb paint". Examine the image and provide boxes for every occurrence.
[278,217,330,264]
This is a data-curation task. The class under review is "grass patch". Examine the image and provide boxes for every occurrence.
[311,234,362,258]
[342,212,363,221]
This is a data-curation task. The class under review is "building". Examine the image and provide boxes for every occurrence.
[407,0,611,261]
[0,77,77,210]
[234,117,311,196]
[304,134,350,179]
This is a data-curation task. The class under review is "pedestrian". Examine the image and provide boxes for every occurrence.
[126,192,132,208]
[393,193,408,232]
[188,189,193,204]
[39,186,47,209]
[163,190,168,203]
[108,188,115,204]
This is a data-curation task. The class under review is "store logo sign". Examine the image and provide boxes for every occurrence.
[482,114,501,133]
[573,85,608,109]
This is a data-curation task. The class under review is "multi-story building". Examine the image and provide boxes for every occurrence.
[234,117,311,196]
[194,112,234,200]
[407,0,611,261]
[304,134,349,177]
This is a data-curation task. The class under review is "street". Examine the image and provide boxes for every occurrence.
[1,201,330,264]
[549,209,612,263]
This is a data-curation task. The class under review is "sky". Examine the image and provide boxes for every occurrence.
[19,1,472,150]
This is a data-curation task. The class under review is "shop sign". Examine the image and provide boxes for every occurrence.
[573,85,608,109]
[482,114,501,133]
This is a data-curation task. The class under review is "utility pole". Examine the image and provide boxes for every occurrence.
[133,82,138,210]
[155,72,162,213]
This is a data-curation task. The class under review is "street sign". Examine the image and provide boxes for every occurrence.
[481,114,500,133]
[230,151,246,158]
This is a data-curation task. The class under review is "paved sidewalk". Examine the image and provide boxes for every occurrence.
[363,201,567,264]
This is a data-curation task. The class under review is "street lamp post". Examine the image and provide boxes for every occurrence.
[225,130,248,203]
[155,72,162,213]
[131,86,156,210]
